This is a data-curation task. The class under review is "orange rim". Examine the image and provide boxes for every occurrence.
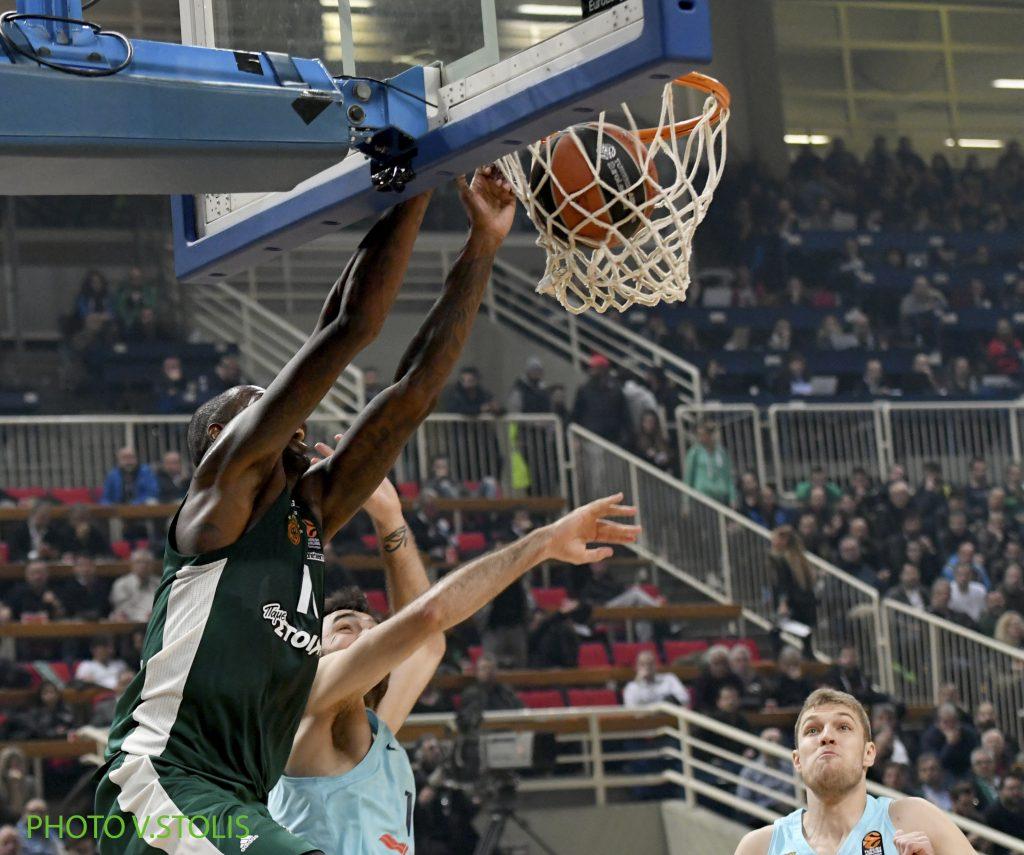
[635,72,730,144]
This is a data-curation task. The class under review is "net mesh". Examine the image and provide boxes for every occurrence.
[498,75,729,314]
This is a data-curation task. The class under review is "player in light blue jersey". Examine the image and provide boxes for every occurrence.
[735,688,975,855]
[269,465,639,855]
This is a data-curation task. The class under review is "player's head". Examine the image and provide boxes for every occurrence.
[793,688,874,800]
[321,587,388,709]
[187,385,309,474]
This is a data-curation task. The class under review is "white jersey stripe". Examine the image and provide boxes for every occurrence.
[122,558,227,758]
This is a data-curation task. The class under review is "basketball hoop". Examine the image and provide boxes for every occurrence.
[498,72,730,314]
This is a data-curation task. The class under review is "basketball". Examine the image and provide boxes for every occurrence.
[529,122,659,248]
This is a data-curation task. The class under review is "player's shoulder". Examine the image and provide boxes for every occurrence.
[734,824,775,855]
[887,795,943,827]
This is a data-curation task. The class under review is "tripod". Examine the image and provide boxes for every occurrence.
[473,803,559,855]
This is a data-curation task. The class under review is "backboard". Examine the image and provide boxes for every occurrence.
[173,0,712,283]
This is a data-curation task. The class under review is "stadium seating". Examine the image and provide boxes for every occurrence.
[577,643,610,669]
[517,689,565,709]
[567,688,618,707]
[662,640,709,662]
[611,642,660,668]
[531,587,568,611]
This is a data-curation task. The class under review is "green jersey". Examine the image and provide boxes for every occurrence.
[105,487,326,801]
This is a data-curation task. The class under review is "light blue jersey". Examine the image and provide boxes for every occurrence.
[268,710,416,855]
[768,795,897,855]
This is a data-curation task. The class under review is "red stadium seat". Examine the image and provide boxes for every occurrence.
[397,482,420,500]
[49,488,96,505]
[7,487,47,502]
[663,640,709,662]
[133,539,150,552]
[567,688,618,707]
[723,638,760,660]
[456,532,487,557]
[640,583,663,601]
[468,645,484,665]
[531,587,567,611]
[0,543,8,563]
[361,534,379,552]
[612,642,660,668]
[364,589,389,616]
[48,662,73,685]
[577,643,610,669]
[517,690,565,709]
[463,481,481,495]
[111,540,132,559]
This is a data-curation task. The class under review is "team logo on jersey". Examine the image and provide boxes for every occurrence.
[239,835,259,852]
[379,834,409,854]
[287,514,302,545]
[262,602,321,656]
[861,830,884,855]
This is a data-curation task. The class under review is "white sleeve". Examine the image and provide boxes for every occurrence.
[665,675,691,707]
[622,681,641,707]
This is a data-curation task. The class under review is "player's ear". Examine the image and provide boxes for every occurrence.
[792,748,801,771]
[863,739,877,768]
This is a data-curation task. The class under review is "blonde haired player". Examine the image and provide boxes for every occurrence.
[734,688,976,855]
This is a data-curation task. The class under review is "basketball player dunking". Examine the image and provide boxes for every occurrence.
[735,688,975,855]
[93,168,516,855]
[266,468,638,855]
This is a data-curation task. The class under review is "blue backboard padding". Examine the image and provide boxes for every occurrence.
[173,0,712,282]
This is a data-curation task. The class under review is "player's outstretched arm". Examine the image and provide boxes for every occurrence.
[305,494,639,715]
[300,167,516,540]
[890,797,977,855]
[196,192,433,486]
[356,472,445,733]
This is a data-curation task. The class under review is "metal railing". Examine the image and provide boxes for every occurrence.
[0,413,566,499]
[189,279,364,416]
[568,425,886,675]
[673,400,1024,493]
[882,599,1024,748]
[403,703,1024,852]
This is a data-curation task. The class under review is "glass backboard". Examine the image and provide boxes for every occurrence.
[174,0,712,282]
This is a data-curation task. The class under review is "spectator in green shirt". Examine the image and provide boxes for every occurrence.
[794,465,845,505]
[684,420,737,506]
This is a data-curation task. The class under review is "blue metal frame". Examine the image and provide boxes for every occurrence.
[173,0,712,282]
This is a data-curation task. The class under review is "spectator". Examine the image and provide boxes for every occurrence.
[12,683,74,741]
[902,353,943,396]
[528,598,590,669]
[886,563,926,609]
[899,276,947,347]
[859,359,893,398]
[633,410,673,472]
[735,728,794,814]
[999,563,1024,614]
[948,560,988,624]
[423,456,464,499]
[872,704,915,767]
[986,318,1023,377]
[109,548,159,622]
[916,753,952,811]
[549,383,569,425]
[950,781,987,851]
[200,353,245,399]
[994,610,1024,649]
[767,646,815,708]
[0,748,33,826]
[794,466,844,506]
[577,559,661,641]
[728,644,767,711]
[505,357,551,415]
[836,536,884,591]
[708,685,752,741]
[0,825,20,855]
[88,668,136,727]
[946,356,979,397]
[767,319,793,352]
[152,356,196,415]
[63,505,111,559]
[407,494,454,561]
[822,644,887,706]
[113,266,158,333]
[683,420,736,506]
[921,703,980,780]
[769,525,817,649]
[7,500,69,562]
[73,636,128,690]
[978,589,1007,636]
[361,366,384,401]
[964,457,992,523]
[60,555,110,620]
[938,512,974,558]
[942,541,992,590]
[737,471,762,520]
[571,354,631,446]
[479,577,530,669]
[440,366,499,416]
[881,761,914,794]
[6,562,65,621]
[981,728,1014,778]
[155,451,189,504]
[969,748,999,811]
[690,645,744,713]
[100,446,159,505]
[622,372,661,434]
[72,270,113,330]
[985,773,1024,855]
[770,353,814,397]
[458,654,523,717]
[749,485,790,530]
[816,315,857,350]
[18,798,64,855]
[124,305,173,343]
[622,650,690,707]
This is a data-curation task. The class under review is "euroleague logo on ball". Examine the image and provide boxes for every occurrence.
[598,142,618,162]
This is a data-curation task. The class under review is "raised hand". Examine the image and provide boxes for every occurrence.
[544,493,640,565]
[311,433,402,524]
[456,165,517,251]
[893,830,935,855]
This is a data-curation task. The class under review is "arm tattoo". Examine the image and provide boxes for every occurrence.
[382,526,409,553]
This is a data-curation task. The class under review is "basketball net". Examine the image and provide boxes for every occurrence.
[498,73,730,314]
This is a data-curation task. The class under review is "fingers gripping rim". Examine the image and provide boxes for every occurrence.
[497,72,730,314]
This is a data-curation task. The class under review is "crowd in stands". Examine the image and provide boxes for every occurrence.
[618,136,1024,402]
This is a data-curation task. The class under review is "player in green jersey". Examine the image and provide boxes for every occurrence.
[93,168,516,855]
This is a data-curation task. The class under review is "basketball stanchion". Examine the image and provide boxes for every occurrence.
[498,72,730,314]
